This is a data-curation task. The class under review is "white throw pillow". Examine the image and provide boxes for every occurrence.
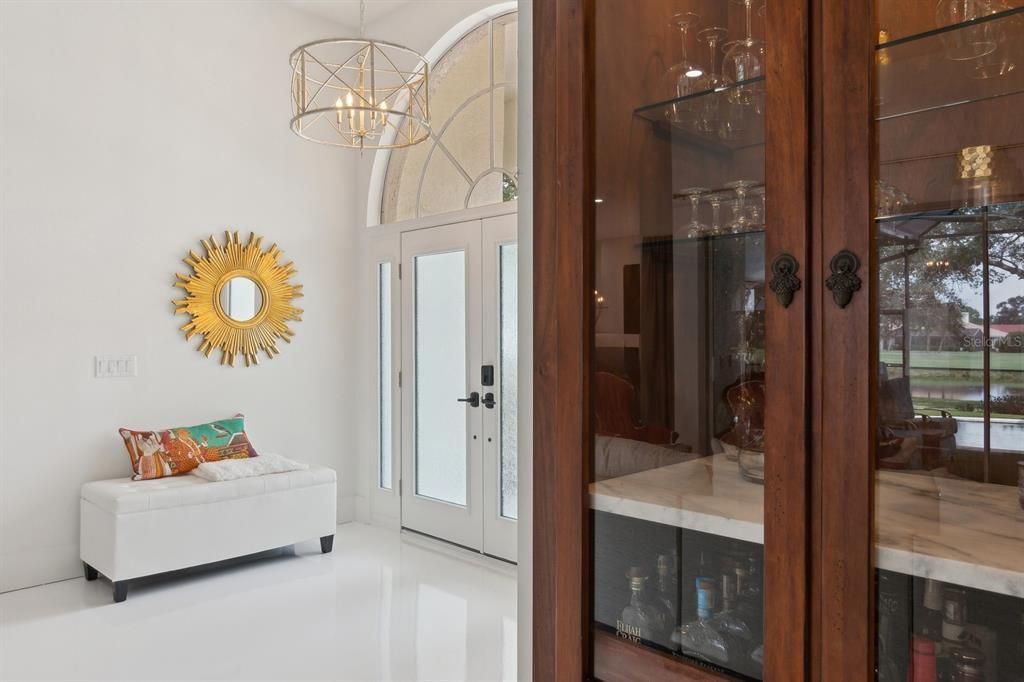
[192,452,308,482]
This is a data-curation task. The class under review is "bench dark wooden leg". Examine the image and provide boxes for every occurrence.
[83,562,98,581]
[113,581,128,603]
[320,534,334,554]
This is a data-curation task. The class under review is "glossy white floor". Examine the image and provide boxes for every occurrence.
[0,523,517,681]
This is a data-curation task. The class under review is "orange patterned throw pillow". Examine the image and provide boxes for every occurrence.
[118,415,259,480]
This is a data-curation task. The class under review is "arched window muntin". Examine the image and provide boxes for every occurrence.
[375,7,518,225]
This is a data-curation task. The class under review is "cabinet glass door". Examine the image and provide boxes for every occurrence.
[588,1,806,678]
[872,5,1024,681]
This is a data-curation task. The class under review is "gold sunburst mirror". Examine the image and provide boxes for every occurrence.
[174,231,303,367]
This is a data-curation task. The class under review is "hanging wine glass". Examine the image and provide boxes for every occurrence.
[696,27,730,134]
[936,0,1000,62]
[664,12,709,125]
[964,0,1017,79]
[722,0,765,107]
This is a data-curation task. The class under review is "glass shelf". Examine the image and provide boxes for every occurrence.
[640,227,766,247]
[876,7,1024,121]
[875,203,1024,242]
[634,77,766,152]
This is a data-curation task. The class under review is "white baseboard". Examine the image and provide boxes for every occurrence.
[0,544,81,593]
[369,512,401,530]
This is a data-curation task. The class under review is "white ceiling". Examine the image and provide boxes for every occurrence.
[287,1,416,30]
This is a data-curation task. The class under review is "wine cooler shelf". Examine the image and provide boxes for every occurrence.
[591,454,1024,598]
[594,513,765,680]
[595,507,1024,682]
[876,570,1024,682]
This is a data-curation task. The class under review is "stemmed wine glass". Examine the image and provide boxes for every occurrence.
[724,180,759,232]
[679,187,711,238]
[696,27,730,135]
[748,186,766,228]
[707,193,725,236]
[722,0,765,107]
[936,0,1001,62]
[665,12,709,125]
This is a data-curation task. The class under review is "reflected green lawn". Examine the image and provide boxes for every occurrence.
[880,350,1024,372]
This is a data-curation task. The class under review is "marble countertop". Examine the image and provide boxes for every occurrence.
[590,454,1024,597]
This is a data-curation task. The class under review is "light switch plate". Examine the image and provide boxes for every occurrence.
[94,355,138,378]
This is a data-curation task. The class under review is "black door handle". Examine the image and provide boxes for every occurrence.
[457,392,480,408]
[481,392,496,409]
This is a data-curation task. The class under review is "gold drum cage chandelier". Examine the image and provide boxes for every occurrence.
[289,2,430,150]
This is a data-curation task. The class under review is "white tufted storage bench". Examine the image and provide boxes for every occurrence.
[80,467,336,602]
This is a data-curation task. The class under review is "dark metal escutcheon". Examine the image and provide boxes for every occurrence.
[769,253,801,308]
[826,249,862,309]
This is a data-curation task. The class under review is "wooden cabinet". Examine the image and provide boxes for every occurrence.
[534,1,1024,680]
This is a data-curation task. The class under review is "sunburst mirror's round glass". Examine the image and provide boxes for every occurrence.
[219,276,263,322]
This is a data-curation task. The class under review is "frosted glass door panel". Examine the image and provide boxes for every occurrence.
[414,250,469,505]
[499,243,518,520]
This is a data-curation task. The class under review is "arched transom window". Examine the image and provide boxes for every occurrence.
[381,11,518,224]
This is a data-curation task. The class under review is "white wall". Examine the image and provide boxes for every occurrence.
[0,0,360,592]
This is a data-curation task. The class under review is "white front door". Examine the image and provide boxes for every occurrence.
[400,214,518,562]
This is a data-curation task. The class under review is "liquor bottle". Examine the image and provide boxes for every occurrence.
[709,574,753,642]
[617,569,664,645]
[909,636,939,682]
[736,552,764,644]
[877,571,910,682]
[921,579,945,642]
[950,647,985,682]
[931,585,968,680]
[942,587,968,644]
[673,577,730,666]
[697,550,715,582]
[960,623,996,682]
[708,573,755,674]
[653,554,679,631]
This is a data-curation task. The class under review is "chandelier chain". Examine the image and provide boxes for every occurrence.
[359,0,365,39]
